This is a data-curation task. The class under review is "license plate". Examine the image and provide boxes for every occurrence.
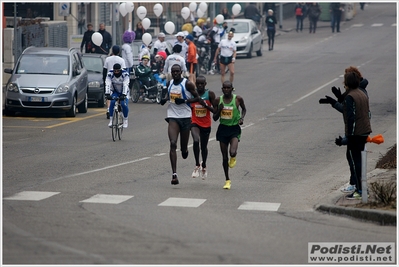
[29,96,43,102]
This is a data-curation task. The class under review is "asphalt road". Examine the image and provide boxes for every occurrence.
[2,3,397,265]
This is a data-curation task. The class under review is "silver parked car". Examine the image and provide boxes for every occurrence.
[82,53,107,107]
[4,46,88,117]
[224,19,263,58]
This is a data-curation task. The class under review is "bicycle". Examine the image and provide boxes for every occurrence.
[110,96,124,141]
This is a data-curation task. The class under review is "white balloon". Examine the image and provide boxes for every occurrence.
[137,6,147,20]
[197,9,204,18]
[199,2,207,12]
[119,3,127,17]
[142,33,152,46]
[91,32,103,46]
[153,3,163,17]
[232,3,241,16]
[125,2,134,13]
[164,21,175,34]
[189,2,197,12]
[141,18,151,30]
[181,7,190,20]
[216,14,224,24]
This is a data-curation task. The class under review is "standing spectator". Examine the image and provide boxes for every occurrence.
[212,80,246,190]
[244,2,262,25]
[80,23,95,53]
[139,42,152,67]
[185,34,198,84]
[121,30,135,75]
[163,45,187,82]
[207,19,224,75]
[190,76,216,179]
[159,64,202,186]
[360,3,365,10]
[263,3,276,15]
[295,3,307,32]
[135,22,145,40]
[94,23,112,55]
[330,3,344,33]
[308,3,321,34]
[174,31,189,61]
[222,7,231,20]
[341,71,372,200]
[153,32,170,57]
[193,19,205,41]
[265,9,277,51]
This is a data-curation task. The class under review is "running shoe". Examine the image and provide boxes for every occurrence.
[228,157,236,168]
[192,166,201,178]
[341,183,356,193]
[171,174,179,185]
[223,180,231,190]
[346,191,361,200]
[207,70,214,75]
[201,168,207,180]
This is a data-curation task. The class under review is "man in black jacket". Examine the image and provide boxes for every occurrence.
[80,23,94,53]
[95,23,113,55]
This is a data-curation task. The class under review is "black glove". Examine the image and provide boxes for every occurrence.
[319,95,337,105]
[119,94,126,100]
[331,86,344,102]
[335,136,343,146]
[174,98,186,105]
[106,94,112,100]
[160,99,167,105]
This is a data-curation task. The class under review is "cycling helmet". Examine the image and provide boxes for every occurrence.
[141,55,150,61]
[156,51,167,61]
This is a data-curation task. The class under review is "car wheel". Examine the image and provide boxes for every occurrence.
[3,106,15,116]
[247,43,253,58]
[77,92,88,113]
[66,95,77,117]
[98,92,105,108]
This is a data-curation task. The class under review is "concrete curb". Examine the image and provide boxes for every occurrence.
[315,169,397,225]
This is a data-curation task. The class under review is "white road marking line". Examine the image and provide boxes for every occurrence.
[351,24,364,27]
[391,23,396,27]
[80,194,133,204]
[238,201,281,211]
[371,23,383,27]
[158,197,206,207]
[293,78,339,103]
[3,191,60,201]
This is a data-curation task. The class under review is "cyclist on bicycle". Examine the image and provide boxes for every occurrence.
[105,63,130,128]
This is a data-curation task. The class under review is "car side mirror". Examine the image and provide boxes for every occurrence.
[4,68,13,74]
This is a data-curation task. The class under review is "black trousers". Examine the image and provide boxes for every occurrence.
[346,135,367,193]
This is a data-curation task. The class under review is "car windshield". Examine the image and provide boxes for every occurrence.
[16,54,69,75]
[82,57,103,73]
[227,22,249,33]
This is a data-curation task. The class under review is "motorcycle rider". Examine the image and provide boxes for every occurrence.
[105,63,130,128]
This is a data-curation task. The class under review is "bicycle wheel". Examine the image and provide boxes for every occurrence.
[111,111,118,142]
[118,112,123,140]
[131,80,140,103]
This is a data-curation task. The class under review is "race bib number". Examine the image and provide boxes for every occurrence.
[221,106,233,119]
[194,105,207,117]
[170,91,182,103]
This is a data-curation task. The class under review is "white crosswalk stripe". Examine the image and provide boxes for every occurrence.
[238,201,281,211]
[3,191,60,201]
[158,197,206,208]
[79,194,133,204]
[371,23,383,27]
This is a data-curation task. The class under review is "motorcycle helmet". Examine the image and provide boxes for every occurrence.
[156,51,167,61]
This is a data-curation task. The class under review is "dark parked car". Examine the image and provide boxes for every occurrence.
[82,53,107,107]
[4,46,88,117]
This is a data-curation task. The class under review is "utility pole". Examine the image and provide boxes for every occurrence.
[13,3,17,64]
[112,2,116,46]
[279,3,283,29]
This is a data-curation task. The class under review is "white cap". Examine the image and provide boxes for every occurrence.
[175,31,185,37]
[158,32,166,38]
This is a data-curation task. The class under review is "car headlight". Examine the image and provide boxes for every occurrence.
[88,81,100,87]
[6,83,19,92]
[239,36,249,44]
[55,83,69,94]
